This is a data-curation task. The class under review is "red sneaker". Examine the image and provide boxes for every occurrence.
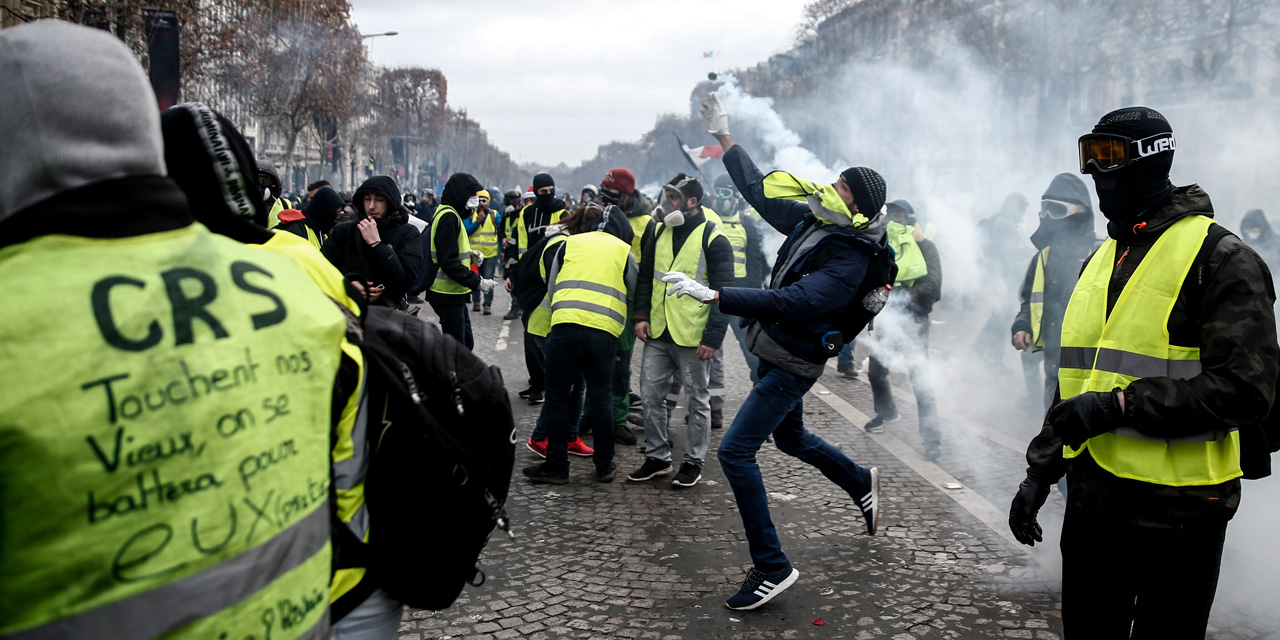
[567,437,594,457]
[526,437,547,458]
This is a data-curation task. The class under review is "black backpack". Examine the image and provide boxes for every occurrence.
[348,306,516,610]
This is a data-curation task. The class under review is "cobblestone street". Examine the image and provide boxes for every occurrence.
[396,292,1280,639]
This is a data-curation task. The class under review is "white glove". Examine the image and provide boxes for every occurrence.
[478,278,496,293]
[700,94,730,136]
[545,224,566,237]
[469,249,484,264]
[661,271,716,303]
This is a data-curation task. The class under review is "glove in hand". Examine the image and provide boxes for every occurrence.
[1008,470,1053,546]
[478,278,496,293]
[1049,389,1123,448]
[661,271,716,303]
[700,94,730,136]
[469,249,485,264]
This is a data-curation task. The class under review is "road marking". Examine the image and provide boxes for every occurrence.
[808,380,1031,555]
[495,320,511,351]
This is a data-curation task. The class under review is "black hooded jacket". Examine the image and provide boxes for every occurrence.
[416,173,483,304]
[322,175,423,303]
[1241,209,1280,270]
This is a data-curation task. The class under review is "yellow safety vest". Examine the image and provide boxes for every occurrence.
[0,223,343,639]
[267,196,292,229]
[629,215,651,260]
[469,210,499,259]
[649,221,724,348]
[429,205,473,295]
[887,221,927,286]
[1059,215,1240,486]
[527,236,569,338]
[516,204,563,257]
[718,210,749,279]
[1030,246,1050,352]
[548,231,631,337]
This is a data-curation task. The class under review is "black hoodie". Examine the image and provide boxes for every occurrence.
[1012,173,1100,344]
[322,175,423,303]
[1241,209,1280,270]
[415,173,483,304]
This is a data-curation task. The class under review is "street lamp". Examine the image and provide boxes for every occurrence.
[361,31,398,39]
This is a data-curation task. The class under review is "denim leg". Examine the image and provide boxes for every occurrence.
[772,394,872,501]
[641,341,680,462]
[480,257,497,306]
[676,346,713,466]
[717,363,812,572]
[837,341,855,368]
[729,316,760,383]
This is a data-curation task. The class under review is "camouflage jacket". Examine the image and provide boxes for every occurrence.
[1025,185,1279,527]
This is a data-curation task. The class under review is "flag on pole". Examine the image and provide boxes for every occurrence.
[674,132,723,172]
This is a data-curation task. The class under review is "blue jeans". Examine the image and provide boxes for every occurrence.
[718,362,874,572]
[530,333,581,441]
[471,256,497,306]
[540,324,617,474]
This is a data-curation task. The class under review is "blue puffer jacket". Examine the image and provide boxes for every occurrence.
[717,145,886,368]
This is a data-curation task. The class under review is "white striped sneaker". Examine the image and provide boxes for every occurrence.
[856,467,880,535]
[725,566,800,610]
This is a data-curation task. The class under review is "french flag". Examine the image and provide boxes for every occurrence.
[674,132,723,171]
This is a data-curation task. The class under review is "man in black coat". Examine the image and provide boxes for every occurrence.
[322,175,423,307]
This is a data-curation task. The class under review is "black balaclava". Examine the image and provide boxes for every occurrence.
[441,173,482,212]
[161,102,272,244]
[1086,106,1176,225]
[305,186,344,234]
[1031,172,1095,249]
[533,172,556,210]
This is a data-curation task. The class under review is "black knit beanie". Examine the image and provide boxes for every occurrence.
[840,166,887,215]
[533,172,555,191]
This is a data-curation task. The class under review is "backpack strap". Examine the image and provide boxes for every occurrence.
[1183,222,1234,326]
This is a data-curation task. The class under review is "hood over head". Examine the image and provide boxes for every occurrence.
[0,20,166,223]
[596,204,636,246]
[1042,172,1094,212]
[1031,173,1095,249]
[440,172,483,212]
[353,176,407,223]
[161,102,271,242]
[1242,209,1273,241]
[305,186,345,234]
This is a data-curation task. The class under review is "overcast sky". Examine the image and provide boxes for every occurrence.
[349,0,811,167]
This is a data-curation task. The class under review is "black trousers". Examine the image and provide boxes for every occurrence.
[429,300,473,350]
[522,321,545,392]
[1061,505,1227,640]
[542,324,616,475]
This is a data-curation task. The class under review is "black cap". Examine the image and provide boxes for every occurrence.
[533,172,555,190]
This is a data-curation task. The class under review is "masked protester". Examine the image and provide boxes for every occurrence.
[1240,208,1280,270]
[465,190,502,315]
[258,159,291,228]
[508,172,568,403]
[418,188,438,218]
[686,94,885,611]
[413,173,495,349]
[0,23,350,639]
[1010,106,1278,639]
[1011,174,1099,412]
[323,176,423,308]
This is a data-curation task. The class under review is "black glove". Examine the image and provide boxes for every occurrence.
[1047,389,1123,449]
[1009,468,1053,546]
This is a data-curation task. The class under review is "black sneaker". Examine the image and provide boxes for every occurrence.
[863,412,898,434]
[626,409,644,426]
[627,458,673,482]
[725,566,799,610]
[613,424,638,445]
[528,391,544,404]
[629,391,642,407]
[596,462,617,482]
[855,467,880,535]
[503,307,521,320]
[518,387,536,399]
[522,463,568,485]
[672,462,702,488]
[924,443,941,462]
[711,416,723,430]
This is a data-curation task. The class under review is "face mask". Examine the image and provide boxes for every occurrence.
[466,196,480,211]
[263,187,272,201]
[653,205,685,227]
[1245,228,1263,241]
[535,192,555,209]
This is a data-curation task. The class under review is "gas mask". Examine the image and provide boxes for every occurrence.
[1245,228,1263,241]
[466,195,480,211]
[656,184,690,227]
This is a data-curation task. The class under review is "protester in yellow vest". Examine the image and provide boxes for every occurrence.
[0,24,344,639]
[523,202,638,484]
[258,159,292,228]
[507,173,567,403]
[1010,173,1099,413]
[863,200,945,461]
[1010,107,1278,639]
[465,190,502,315]
[422,173,493,350]
[629,174,735,488]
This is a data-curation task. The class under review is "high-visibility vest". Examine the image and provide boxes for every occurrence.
[469,211,499,259]
[1059,215,1241,486]
[628,215,651,260]
[887,221,927,286]
[516,204,563,257]
[701,205,723,227]
[527,236,569,338]
[267,196,291,229]
[0,223,344,639]
[1030,246,1050,352]
[429,204,473,295]
[718,209,749,279]
[649,221,724,348]
[547,231,631,337]
[260,231,370,610]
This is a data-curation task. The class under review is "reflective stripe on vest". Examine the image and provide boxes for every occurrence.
[0,223,342,639]
[718,210,749,279]
[1030,246,1049,351]
[516,204,563,257]
[1058,214,1240,486]
[887,221,927,285]
[429,205,472,295]
[527,236,569,338]
[469,212,499,259]
[649,221,723,348]
[548,231,632,337]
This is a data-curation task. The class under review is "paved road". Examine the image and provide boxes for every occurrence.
[393,291,1280,640]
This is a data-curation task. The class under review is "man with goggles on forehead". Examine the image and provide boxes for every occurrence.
[1010,107,1277,638]
[1010,173,1099,413]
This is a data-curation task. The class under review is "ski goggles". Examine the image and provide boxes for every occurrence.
[1040,199,1086,219]
[714,186,736,199]
[1078,132,1176,174]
